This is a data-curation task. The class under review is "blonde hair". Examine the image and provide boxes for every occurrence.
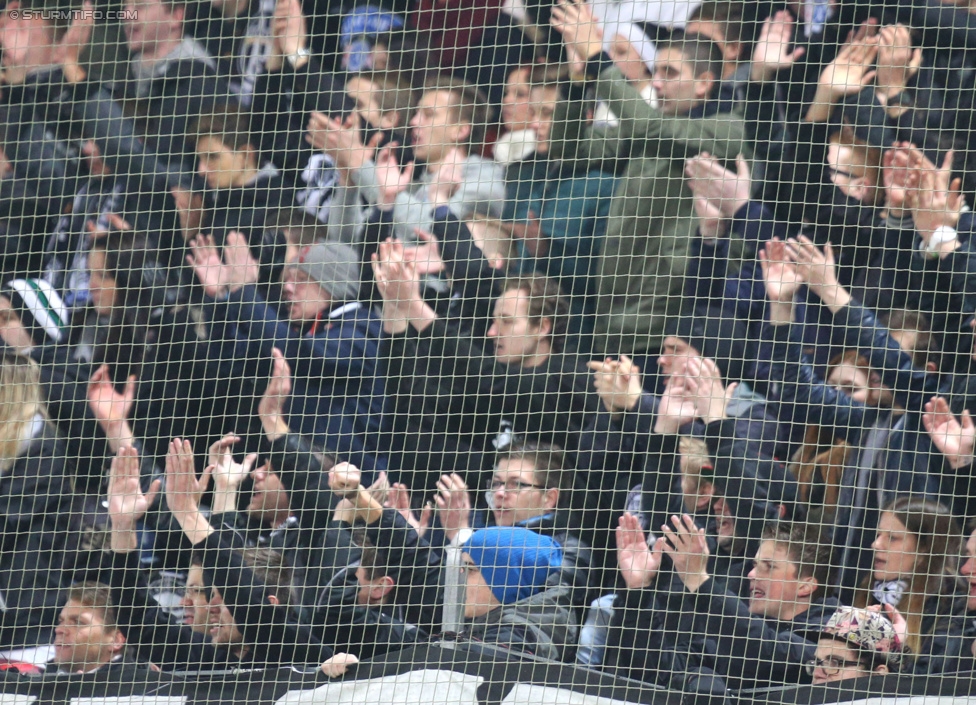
[0,353,44,469]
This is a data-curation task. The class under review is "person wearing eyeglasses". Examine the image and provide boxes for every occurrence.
[807,606,903,685]
[434,439,592,611]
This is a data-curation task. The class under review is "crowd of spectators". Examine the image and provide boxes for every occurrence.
[2,0,976,697]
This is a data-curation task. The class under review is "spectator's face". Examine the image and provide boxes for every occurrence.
[608,34,651,84]
[282,267,332,323]
[346,76,396,130]
[487,289,552,367]
[87,248,118,317]
[960,528,976,611]
[810,638,871,685]
[826,142,879,205]
[491,458,557,527]
[528,86,560,155]
[247,467,290,526]
[712,496,736,550]
[0,296,34,351]
[658,336,699,382]
[652,47,711,116]
[410,90,469,163]
[747,540,810,621]
[53,600,124,673]
[0,11,56,75]
[502,68,533,133]
[872,512,919,583]
[461,553,501,618]
[207,585,244,646]
[181,564,210,635]
[827,362,871,404]
[197,137,256,190]
[124,0,182,56]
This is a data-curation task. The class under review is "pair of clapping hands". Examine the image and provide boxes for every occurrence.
[588,355,735,432]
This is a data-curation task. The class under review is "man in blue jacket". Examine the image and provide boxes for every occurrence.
[189,232,385,472]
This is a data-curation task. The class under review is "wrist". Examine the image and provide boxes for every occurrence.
[768,301,795,325]
[750,63,776,83]
[683,571,710,594]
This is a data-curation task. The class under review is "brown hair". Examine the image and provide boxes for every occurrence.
[495,438,568,492]
[761,523,833,598]
[421,74,491,149]
[265,208,330,248]
[351,71,417,127]
[65,581,119,632]
[192,104,255,152]
[679,436,713,484]
[881,309,941,372]
[687,0,745,45]
[499,274,570,353]
[190,546,296,607]
[856,497,965,655]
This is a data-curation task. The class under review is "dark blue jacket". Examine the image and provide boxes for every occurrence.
[206,285,386,472]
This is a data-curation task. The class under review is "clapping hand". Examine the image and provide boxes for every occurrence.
[922,396,975,470]
[616,512,665,589]
[661,514,711,593]
[588,355,644,414]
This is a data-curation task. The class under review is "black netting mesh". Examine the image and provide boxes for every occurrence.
[0,0,972,702]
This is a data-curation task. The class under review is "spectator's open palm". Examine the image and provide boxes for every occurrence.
[661,514,710,592]
[923,396,975,470]
[751,11,805,80]
[435,473,472,541]
[616,513,663,589]
[223,231,260,293]
[259,349,293,439]
[107,446,160,527]
[375,144,415,209]
[684,153,752,220]
[550,0,603,64]
[654,375,697,434]
[785,236,841,300]
[87,364,136,428]
[164,438,209,518]
[187,234,229,298]
[588,355,643,414]
[759,239,802,303]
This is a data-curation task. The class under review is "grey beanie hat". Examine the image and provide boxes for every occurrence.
[294,242,362,302]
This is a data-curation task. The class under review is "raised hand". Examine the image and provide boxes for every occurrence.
[683,356,734,425]
[434,473,472,542]
[307,111,381,172]
[270,0,308,67]
[922,396,975,470]
[187,234,229,298]
[750,11,806,82]
[587,355,643,414]
[87,364,136,440]
[907,147,964,245]
[165,438,214,544]
[223,231,260,293]
[759,238,803,304]
[820,29,879,99]
[785,236,850,311]
[653,374,697,435]
[329,462,363,499]
[550,0,604,65]
[874,24,921,104]
[386,482,432,538]
[258,348,292,441]
[404,228,446,276]
[107,446,160,528]
[882,144,916,215]
[616,512,664,590]
[57,0,94,83]
[321,653,359,677]
[171,186,204,242]
[427,148,466,210]
[374,144,415,209]
[661,514,711,593]
[684,152,752,221]
[208,434,256,493]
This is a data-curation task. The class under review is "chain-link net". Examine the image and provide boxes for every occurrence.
[0,0,972,703]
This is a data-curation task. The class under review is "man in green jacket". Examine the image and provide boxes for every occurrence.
[551,0,752,359]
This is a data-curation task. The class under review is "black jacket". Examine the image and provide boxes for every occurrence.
[0,422,80,649]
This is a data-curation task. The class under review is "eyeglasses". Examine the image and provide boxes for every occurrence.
[805,656,864,677]
[487,479,545,493]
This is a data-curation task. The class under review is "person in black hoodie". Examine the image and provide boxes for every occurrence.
[373,244,599,495]
[105,441,357,675]
[0,352,80,653]
[662,519,840,692]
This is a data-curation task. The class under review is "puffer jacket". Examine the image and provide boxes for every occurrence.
[464,584,579,662]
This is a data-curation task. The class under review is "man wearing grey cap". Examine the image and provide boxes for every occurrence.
[189,232,386,473]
